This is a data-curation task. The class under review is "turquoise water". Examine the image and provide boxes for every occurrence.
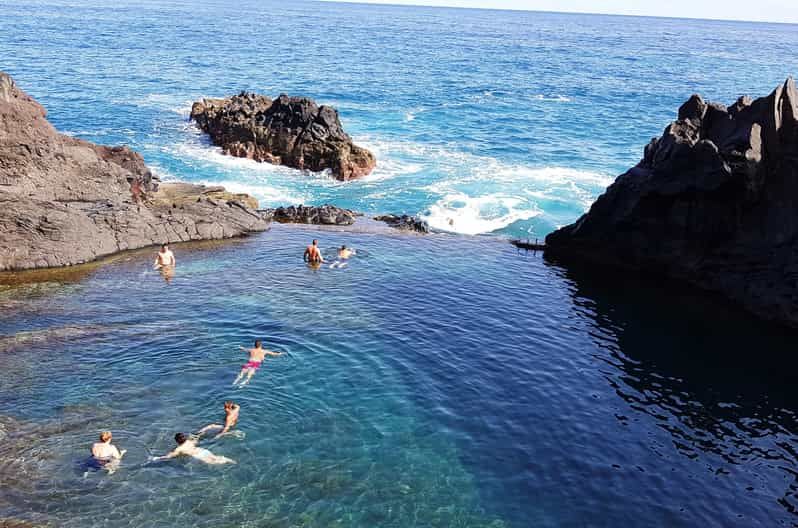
[2,2,798,527]
[1,226,798,527]
[2,0,797,237]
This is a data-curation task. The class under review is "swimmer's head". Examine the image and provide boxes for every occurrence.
[341,245,347,250]
[224,401,235,410]
[161,243,168,251]
[254,339,262,348]
[175,432,188,445]
[312,239,318,246]
[100,431,112,443]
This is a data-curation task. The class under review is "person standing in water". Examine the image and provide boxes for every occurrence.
[197,401,240,439]
[91,431,126,473]
[154,243,176,269]
[233,340,283,387]
[303,239,324,264]
[151,433,235,465]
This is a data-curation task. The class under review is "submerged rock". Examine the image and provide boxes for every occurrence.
[546,78,798,327]
[374,214,430,233]
[190,92,376,181]
[0,72,269,271]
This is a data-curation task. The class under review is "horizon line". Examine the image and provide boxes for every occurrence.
[317,0,798,25]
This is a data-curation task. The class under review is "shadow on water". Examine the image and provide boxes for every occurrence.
[546,255,798,521]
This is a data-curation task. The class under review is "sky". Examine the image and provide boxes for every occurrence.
[323,0,798,24]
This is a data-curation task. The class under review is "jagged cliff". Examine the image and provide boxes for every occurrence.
[546,78,798,327]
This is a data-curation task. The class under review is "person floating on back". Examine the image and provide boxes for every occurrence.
[233,340,283,387]
[91,431,126,474]
[303,239,324,265]
[151,433,235,465]
[338,245,355,259]
[154,243,176,269]
[197,401,240,439]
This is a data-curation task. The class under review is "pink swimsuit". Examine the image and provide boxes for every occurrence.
[243,360,263,370]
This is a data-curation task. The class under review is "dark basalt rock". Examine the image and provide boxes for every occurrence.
[0,72,269,271]
[546,78,798,327]
[190,92,376,181]
[264,204,358,225]
[374,214,430,233]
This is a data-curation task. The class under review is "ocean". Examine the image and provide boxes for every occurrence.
[1,1,798,527]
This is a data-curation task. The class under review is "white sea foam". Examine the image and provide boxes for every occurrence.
[532,94,572,102]
[421,193,542,235]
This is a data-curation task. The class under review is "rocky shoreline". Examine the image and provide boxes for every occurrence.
[546,78,798,327]
[0,72,271,271]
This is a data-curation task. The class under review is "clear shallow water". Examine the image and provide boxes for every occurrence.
[1,226,797,527]
[1,0,797,237]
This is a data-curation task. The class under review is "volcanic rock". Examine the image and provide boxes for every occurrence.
[546,78,798,327]
[0,72,269,271]
[264,204,358,225]
[374,214,430,233]
[190,92,376,181]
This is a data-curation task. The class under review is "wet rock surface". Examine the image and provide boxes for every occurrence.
[190,92,376,181]
[374,214,430,233]
[264,204,358,225]
[546,78,798,327]
[0,72,269,271]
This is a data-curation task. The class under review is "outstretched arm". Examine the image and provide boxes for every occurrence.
[151,449,179,461]
[265,350,283,357]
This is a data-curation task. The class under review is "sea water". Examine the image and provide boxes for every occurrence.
[2,0,798,238]
[0,227,797,527]
[2,1,798,527]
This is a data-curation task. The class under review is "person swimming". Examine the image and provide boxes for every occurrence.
[154,243,176,269]
[303,239,324,264]
[338,245,355,259]
[151,433,235,465]
[197,401,240,439]
[91,431,126,473]
[233,340,283,387]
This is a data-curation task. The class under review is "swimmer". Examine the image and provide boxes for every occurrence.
[233,340,283,387]
[151,433,235,465]
[337,245,355,259]
[303,239,324,264]
[197,401,240,439]
[153,243,176,270]
[91,431,126,474]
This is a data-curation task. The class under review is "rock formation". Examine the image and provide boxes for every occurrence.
[190,92,376,181]
[546,78,798,326]
[264,204,358,225]
[0,72,269,271]
[374,214,430,233]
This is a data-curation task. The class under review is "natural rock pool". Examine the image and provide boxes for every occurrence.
[1,225,796,527]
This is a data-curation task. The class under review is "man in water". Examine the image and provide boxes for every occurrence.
[233,340,283,387]
[91,431,126,474]
[152,433,235,465]
[197,401,240,439]
[303,239,324,264]
[338,245,355,259]
[154,243,176,269]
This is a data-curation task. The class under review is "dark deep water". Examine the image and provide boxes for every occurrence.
[1,226,796,527]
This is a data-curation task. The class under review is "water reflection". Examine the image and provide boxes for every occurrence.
[551,257,798,520]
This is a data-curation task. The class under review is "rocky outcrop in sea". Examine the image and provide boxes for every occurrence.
[0,72,269,271]
[546,78,798,327]
[264,204,359,225]
[190,92,376,181]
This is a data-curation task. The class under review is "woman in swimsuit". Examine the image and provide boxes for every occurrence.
[151,433,235,465]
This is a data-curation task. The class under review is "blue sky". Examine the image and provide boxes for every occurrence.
[323,0,798,23]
